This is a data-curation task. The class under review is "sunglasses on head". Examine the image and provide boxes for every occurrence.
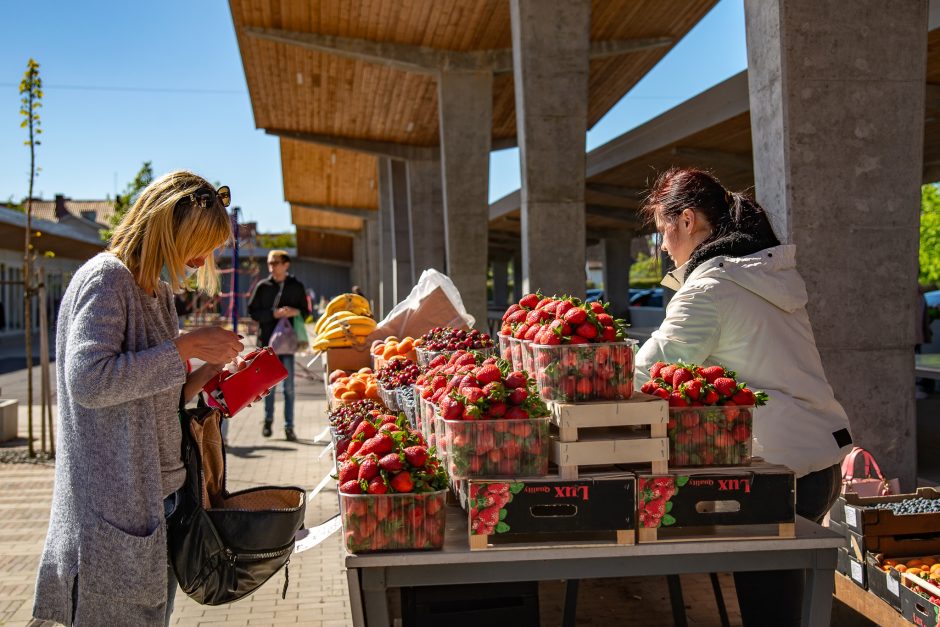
[179,185,231,209]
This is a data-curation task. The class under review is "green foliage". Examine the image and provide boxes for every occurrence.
[101,161,154,241]
[19,58,42,147]
[3,196,24,213]
[921,184,940,287]
[257,231,297,249]
[630,252,662,284]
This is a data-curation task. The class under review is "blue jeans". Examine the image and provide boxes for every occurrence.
[263,354,295,429]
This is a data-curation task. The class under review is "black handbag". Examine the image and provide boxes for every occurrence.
[167,402,306,605]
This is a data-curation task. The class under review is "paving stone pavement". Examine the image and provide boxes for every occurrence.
[0,358,785,626]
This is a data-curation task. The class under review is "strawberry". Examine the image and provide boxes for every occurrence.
[440,396,462,420]
[542,300,559,315]
[563,308,587,326]
[482,381,506,400]
[525,309,543,325]
[505,406,528,420]
[378,453,404,472]
[513,324,530,340]
[504,371,528,389]
[338,460,359,484]
[352,421,377,440]
[681,379,702,400]
[713,377,738,398]
[340,479,363,494]
[732,423,752,443]
[502,304,521,321]
[508,387,528,405]
[367,476,388,494]
[672,367,694,388]
[668,392,688,408]
[652,387,670,400]
[568,335,589,345]
[523,325,539,341]
[575,322,598,340]
[390,472,415,493]
[659,364,677,383]
[640,381,655,394]
[535,297,553,309]
[649,361,667,380]
[555,300,574,317]
[732,388,756,406]
[488,401,507,418]
[698,366,727,383]
[506,309,527,325]
[601,326,617,342]
[403,446,429,467]
[358,456,380,481]
[703,389,719,404]
[462,387,486,404]
[475,364,502,385]
[541,332,561,345]
[596,313,613,327]
[462,404,482,420]
[589,302,606,314]
[519,293,540,309]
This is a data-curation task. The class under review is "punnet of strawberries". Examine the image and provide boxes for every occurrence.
[641,362,768,467]
[435,359,551,478]
[328,399,385,458]
[499,292,629,346]
[413,350,494,443]
[335,413,449,552]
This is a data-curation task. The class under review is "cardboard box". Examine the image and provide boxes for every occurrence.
[458,472,635,549]
[838,547,867,589]
[636,464,795,540]
[842,488,940,536]
[902,576,940,627]
[324,345,372,373]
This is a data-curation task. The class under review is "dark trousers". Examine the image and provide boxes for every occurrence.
[732,464,841,627]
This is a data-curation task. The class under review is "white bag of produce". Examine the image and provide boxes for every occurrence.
[370,269,475,341]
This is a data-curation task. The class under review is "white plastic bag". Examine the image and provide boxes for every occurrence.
[370,269,475,341]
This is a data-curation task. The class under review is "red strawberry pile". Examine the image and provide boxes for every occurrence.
[467,482,523,536]
[328,399,385,457]
[414,351,496,440]
[640,362,768,467]
[532,342,636,402]
[637,476,684,529]
[336,414,449,552]
[500,293,628,346]
[417,327,495,352]
[375,358,420,389]
[436,361,550,478]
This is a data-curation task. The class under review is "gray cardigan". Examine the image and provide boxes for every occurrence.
[32,253,187,625]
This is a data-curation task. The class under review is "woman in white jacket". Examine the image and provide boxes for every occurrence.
[635,167,853,626]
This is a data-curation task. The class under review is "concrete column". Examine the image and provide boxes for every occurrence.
[377,157,395,317]
[351,231,366,293]
[438,70,493,329]
[511,252,523,302]
[492,257,510,310]
[510,0,589,298]
[389,159,414,304]
[406,160,446,281]
[364,218,380,315]
[745,0,926,487]
[603,229,634,321]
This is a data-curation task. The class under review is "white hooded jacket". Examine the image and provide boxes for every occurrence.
[635,244,853,477]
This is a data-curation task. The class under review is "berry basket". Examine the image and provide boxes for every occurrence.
[507,337,527,373]
[668,406,753,467]
[440,417,550,479]
[498,333,512,363]
[530,340,638,403]
[339,489,448,553]
[377,382,401,412]
[415,345,497,369]
[397,386,417,429]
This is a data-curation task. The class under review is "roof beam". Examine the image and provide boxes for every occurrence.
[924,160,940,184]
[671,146,754,173]
[268,128,438,161]
[585,205,644,229]
[296,225,359,238]
[246,27,672,76]
[489,190,521,220]
[291,202,377,220]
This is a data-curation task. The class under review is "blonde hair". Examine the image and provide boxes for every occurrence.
[108,170,232,295]
[267,249,290,264]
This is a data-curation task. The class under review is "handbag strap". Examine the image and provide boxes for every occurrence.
[272,280,286,311]
[842,446,885,482]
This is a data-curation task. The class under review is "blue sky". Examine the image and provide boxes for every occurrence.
[0,0,746,233]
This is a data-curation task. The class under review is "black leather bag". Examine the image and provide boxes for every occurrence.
[167,403,306,606]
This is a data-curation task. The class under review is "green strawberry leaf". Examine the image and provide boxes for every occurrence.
[665,501,673,513]
[496,522,510,534]
[676,475,690,487]
[662,514,676,526]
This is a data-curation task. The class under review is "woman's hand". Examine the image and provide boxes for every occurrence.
[173,327,243,365]
[274,306,300,319]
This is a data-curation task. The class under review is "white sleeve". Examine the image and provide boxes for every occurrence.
[635,280,720,385]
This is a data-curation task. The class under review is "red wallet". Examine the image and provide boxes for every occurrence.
[202,347,289,417]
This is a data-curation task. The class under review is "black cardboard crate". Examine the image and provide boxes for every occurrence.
[855,533,940,560]
[865,554,904,612]
[637,464,795,542]
[902,579,940,627]
[827,518,849,544]
[843,487,940,536]
[838,547,867,589]
[458,472,636,549]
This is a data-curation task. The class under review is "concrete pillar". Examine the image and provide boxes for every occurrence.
[438,70,493,329]
[377,157,395,317]
[492,257,510,310]
[603,229,634,321]
[406,160,446,281]
[351,231,366,294]
[389,159,413,304]
[511,252,523,302]
[364,218,380,315]
[510,0,589,298]
[745,0,926,487]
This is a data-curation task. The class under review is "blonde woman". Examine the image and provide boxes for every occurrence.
[32,171,244,626]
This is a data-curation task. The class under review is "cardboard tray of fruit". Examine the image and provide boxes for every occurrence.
[836,488,940,536]
[867,546,940,611]
[901,568,940,627]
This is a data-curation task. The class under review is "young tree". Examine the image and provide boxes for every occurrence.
[921,184,940,287]
[19,58,42,457]
[101,161,153,241]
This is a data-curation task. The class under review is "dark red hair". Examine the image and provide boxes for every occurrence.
[641,168,779,248]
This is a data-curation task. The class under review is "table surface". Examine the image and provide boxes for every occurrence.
[345,505,844,569]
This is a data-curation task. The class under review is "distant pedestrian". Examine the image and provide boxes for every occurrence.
[32,171,244,626]
[248,250,310,441]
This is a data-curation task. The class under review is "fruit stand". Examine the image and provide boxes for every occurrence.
[310,291,847,625]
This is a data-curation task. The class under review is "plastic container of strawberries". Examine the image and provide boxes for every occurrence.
[498,333,513,363]
[440,417,550,479]
[376,381,401,412]
[506,337,525,372]
[339,488,448,553]
[668,406,754,467]
[529,340,638,403]
[415,345,496,369]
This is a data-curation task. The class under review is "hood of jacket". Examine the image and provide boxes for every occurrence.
[662,240,807,313]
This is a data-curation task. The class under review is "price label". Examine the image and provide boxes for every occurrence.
[851,560,864,584]
[293,515,342,554]
[888,575,900,596]
[845,507,858,528]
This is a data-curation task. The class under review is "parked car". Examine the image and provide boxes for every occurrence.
[926,290,940,308]
[630,288,664,308]
[585,288,604,303]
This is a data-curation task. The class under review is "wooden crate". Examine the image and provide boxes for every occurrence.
[548,394,669,479]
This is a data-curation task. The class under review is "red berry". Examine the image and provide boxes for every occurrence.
[390,472,415,493]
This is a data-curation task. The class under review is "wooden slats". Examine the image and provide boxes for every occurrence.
[280,140,379,210]
[296,228,354,262]
[291,205,364,232]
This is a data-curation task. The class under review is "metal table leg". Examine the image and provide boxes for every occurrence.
[801,549,836,627]
[562,579,580,627]
[667,575,688,627]
[360,567,392,627]
[347,568,367,627]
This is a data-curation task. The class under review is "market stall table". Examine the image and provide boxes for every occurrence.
[916,353,940,381]
[344,505,844,627]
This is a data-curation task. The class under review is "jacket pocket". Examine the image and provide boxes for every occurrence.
[81,517,167,607]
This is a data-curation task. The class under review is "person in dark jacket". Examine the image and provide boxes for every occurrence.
[248,250,310,441]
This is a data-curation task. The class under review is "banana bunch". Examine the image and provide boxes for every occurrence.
[312,293,376,351]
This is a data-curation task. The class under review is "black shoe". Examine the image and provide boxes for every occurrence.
[262,422,273,437]
[285,428,297,442]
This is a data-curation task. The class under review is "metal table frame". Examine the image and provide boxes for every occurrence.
[345,508,844,627]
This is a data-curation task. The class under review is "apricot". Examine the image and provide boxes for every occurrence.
[341,391,360,401]
[397,338,414,354]
[347,379,366,393]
